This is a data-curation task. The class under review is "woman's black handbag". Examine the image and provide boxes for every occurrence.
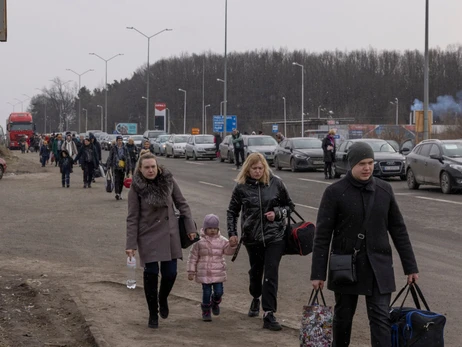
[178,215,199,249]
[284,209,315,256]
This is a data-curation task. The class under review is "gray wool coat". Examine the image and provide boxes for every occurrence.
[126,168,196,266]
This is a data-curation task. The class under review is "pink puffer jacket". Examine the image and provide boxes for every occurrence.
[187,229,236,284]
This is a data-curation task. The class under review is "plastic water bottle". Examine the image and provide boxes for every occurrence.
[126,256,137,289]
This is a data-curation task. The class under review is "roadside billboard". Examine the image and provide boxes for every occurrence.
[115,123,138,135]
[154,102,166,131]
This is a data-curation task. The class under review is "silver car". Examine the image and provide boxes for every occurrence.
[165,134,189,158]
[243,135,278,164]
[185,135,216,160]
[153,134,170,156]
[219,135,234,163]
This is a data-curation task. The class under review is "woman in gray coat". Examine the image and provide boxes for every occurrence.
[126,153,197,329]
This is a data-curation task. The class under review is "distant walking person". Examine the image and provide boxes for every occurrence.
[107,135,131,200]
[59,149,74,188]
[231,129,245,170]
[62,133,78,158]
[74,137,99,188]
[39,140,50,167]
[52,134,63,167]
[322,129,336,179]
[311,142,419,347]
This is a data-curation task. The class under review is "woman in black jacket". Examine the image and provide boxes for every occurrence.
[322,129,336,179]
[74,137,99,188]
[227,153,294,331]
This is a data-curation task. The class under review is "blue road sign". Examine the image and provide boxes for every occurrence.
[213,116,224,132]
[226,115,237,132]
[334,134,340,139]
[272,124,278,133]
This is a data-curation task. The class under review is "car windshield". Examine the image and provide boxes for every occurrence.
[364,141,396,153]
[248,137,277,146]
[131,136,144,141]
[10,123,34,131]
[158,135,170,142]
[195,135,214,144]
[174,136,188,143]
[442,143,462,157]
[293,138,322,149]
[148,132,166,138]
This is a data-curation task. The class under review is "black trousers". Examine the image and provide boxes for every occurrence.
[83,162,94,185]
[245,240,285,313]
[234,148,245,168]
[333,281,391,347]
[324,162,333,177]
[114,169,125,195]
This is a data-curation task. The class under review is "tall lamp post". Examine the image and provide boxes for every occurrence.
[126,27,172,132]
[7,102,16,112]
[82,108,88,132]
[178,89,187,134]
[282,97,287,136]
[205,104,211,133]
[89,53,123,133]
[292,62,305,137]
[97,105,103,131]
[166,108,170,133]
[217,78,225,136]
[14,98,25,112]
[66,68,94,133]
[223,0,228,137]
[389,98,399,125]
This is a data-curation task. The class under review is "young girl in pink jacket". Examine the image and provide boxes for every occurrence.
[187,214,236,321]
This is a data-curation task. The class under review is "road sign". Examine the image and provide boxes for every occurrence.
[272,124,278,133]
[191,128,200,135]
[226,115,237,132]
[213,115,237,133]
[334,134,340,139]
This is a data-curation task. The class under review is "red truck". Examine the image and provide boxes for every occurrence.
[6,112,35,150]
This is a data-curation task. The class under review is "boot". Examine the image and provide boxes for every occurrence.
[212,296,222,316]
[263,311,282,331]
[159,275,176,319]
[248,297,260,317]
[143,272,159,329]
[201,304,212,321]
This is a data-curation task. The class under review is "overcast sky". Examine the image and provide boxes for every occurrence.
[1,0,461,130]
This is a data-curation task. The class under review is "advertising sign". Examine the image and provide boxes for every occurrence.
[115,123,138,135]
[154,102,166,131]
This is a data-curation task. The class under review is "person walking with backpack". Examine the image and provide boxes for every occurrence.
[74,137,99,188]
[107,135,131,200]
[187,214,236,321]
[311,142,419,346]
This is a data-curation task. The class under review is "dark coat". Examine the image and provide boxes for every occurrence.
[40,145,50,157]
[322,135,336,163]
[59,150,74,173]
[89,133,102,161]
[126,168,196,266]
[74,143,99,168]
[310,171,419,295]
[126,143,139,166]
[107,144,131,174]
[227,175,294,245]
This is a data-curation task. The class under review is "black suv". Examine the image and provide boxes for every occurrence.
[406,139,462,194]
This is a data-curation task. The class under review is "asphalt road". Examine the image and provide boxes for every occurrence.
[2,152,461,345]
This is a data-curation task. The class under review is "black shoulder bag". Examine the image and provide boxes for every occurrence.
[329,187,375,284]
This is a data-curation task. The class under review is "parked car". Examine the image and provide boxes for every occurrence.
[405,139,462,194]
[243,135,278,164]
[185,134,216,160]
[274,137,324,172]
[153,134,170,156]
[386,139,399,152]
[128,135,144,148]
[102,134,118,151]
[143,130,167,145]
[0,157,6,179]
[333,138,406,180]
[400,138,416,156]
[219,135,234,163]
[165,134,189,158]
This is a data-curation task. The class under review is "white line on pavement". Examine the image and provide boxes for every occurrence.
[295,203,319,211]
[186,162,205,165]
[395,193,416,196]
[198,181,223,188]
[415,196,462,205]
[298,178,331,185]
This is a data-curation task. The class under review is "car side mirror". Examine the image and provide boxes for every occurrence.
[284,146,290,150]
[400,147,410,154]
[430,154,442,161]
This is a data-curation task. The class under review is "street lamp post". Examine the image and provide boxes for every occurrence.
[390,98,399,125]
[66,68,94,133]
[89,53,123,133]
[178,89,187,134]
[423,0,429,140]
[126,27,172,132]
[205,104,211,133]
[223,0,228,138]
[282,97,287,136]
[82,108,88,132]
[97,105,103,131]
[7,102,15,112]
[166,108,170,133]
[292,62,305,137]
[14,98,25,112]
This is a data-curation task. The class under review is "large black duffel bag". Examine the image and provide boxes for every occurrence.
[390,282,446,346]
[284,209,315,256]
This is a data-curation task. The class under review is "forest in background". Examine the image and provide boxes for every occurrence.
[29,45,462,135]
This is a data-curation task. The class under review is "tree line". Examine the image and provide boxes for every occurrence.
[29,45,462,136]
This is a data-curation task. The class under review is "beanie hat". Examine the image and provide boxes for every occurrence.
[202,214,219,230]
[348,142,375,169]
[116,135,123,140]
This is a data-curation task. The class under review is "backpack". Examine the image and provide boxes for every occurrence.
[390,283,446,346]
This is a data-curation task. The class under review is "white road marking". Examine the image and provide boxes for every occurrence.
[186,162,205,165]
[395,193,416,196]
[298,178,331,185]
[199,181,223,188]
[294,203,319,211]
[415,196,462,205]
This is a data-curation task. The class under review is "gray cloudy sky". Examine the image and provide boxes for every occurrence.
[1,0,461,129]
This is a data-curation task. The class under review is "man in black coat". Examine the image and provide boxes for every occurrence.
[311,141,419,347]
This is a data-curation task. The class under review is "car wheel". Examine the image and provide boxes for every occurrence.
[193,151,198,161]
[332,164,341,178]
[185,152,189,160]
[400,175,407,181]
[274,157,282,171]
[0,166,3,179]
[166,149,171,158]
[220,153,225,162]
[406,169,419,190]
[290,158,297,172]
[440,171,453,194]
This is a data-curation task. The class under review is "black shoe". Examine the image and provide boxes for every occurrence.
[325,175,329,179]
[201,304,212,322]
[159,297,169,319]
[148,315,159,329]
[248,298,260,317]
[263,312,282,331]
[212,297,222,316]
[83,184,87,189]
[62,185,65,188]
[115,194,119,200]
[92,179,96,183]
[87,184,91,188]
[67,185,70,188]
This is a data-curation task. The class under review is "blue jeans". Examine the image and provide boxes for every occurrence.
[144,259,177,279]
[202,283,224,305]
[61,169,71,186]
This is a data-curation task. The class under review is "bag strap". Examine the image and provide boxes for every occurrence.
[390,283,409,308]
[308,289,327,306]
[410,283,430,311]
[353,186,376,255]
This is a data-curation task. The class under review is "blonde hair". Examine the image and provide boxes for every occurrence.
[128,138,134,144]
[139,149,151,157]
[136,152,163,174]
[235,152,271,185]
[328,129,336,136]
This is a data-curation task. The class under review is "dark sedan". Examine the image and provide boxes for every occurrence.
[333,139,406,180]
[274,137,324,172]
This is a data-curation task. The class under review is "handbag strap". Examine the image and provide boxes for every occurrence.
[308,289,327,306]
[353,185,376,255]
[410,283,430,311]
[287,208,304,225]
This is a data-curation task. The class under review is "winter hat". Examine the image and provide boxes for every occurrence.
[202,214,219,230]
[348,142,375,169]
[116,135,123,140]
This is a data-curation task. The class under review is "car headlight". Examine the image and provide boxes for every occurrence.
[162,144,166,148]
[294,154,308,159]
[197,147,206,152]
[449,164,462,172]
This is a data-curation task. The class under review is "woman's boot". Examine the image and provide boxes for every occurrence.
[158,275,176,319]
[143,272,159,328]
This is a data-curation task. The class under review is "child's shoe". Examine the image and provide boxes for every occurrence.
[201,304,212,322]
[212,296,222,316]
